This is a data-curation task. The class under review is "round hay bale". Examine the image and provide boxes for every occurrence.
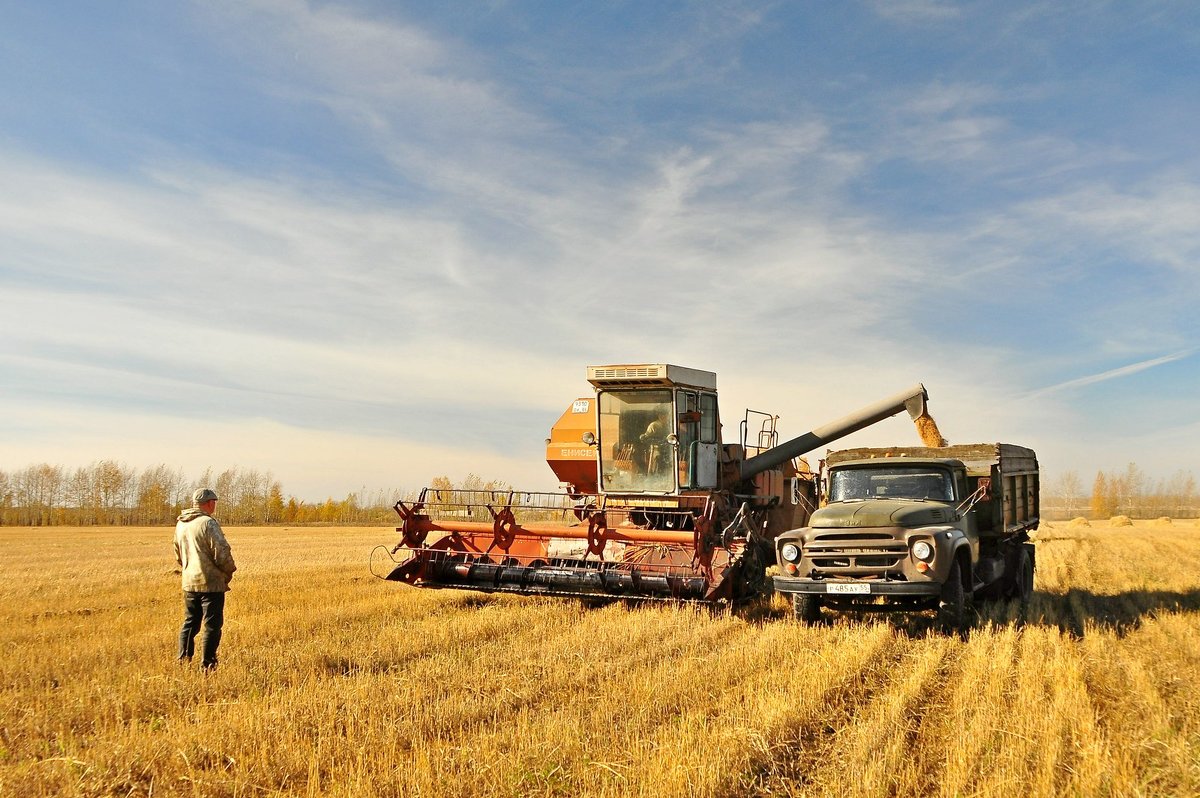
[1155,516,1173,526]
[1067,516,1091,528]
[1109,515,1133,527]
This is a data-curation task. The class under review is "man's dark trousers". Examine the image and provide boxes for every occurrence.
[178,591,225,669]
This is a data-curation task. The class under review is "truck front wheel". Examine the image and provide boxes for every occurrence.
[937,561,969,635]
[793,593,822,624]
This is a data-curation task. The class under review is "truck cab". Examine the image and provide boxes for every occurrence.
[778,457,976,589]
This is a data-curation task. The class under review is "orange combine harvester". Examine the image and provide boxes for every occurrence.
[383,364,932,604]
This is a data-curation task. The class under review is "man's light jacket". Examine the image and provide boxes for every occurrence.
[174,508,237,592]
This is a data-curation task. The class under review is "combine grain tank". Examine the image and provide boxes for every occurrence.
[383,364,933,604]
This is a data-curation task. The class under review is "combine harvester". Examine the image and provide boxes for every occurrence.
[382,364,937,604]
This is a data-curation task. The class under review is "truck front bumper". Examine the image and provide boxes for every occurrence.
[773,576,941,597]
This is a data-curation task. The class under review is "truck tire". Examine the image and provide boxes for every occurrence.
[937,560,968,635]
[793,593,822,624]
[1012,546,1034,604]
[977,578,1004,603]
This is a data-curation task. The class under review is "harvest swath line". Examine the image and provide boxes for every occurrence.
[1,522,1198,797]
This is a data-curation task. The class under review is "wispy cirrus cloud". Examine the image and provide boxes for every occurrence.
[1024,350,1196,400]
[1018,181,1200,274]
[869,0,961,23]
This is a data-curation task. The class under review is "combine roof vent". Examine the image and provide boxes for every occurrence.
[587,364,717,390]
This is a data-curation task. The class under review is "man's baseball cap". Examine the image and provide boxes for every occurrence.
[193,488,219,505]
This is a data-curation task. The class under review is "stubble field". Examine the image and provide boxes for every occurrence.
[2,520,1199,797]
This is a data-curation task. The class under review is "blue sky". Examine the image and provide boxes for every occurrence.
[2,1,1197,499]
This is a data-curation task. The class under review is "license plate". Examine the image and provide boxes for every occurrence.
[826,582,870,595]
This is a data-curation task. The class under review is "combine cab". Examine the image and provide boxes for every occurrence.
[383,364,932,604]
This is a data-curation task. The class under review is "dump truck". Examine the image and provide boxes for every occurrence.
[772,443,1039,631]
[382,363,937,604]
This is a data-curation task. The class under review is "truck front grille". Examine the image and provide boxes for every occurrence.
[805,532,907,571]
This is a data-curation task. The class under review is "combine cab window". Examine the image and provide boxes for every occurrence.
[677,392,700,488]
[700,394,718,442]
[597,390,675,493]
[829,466,954,502]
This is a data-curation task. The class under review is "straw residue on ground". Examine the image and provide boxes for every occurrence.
[2,521,1199,797]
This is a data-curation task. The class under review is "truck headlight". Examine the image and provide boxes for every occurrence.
[780,543,800,563]
[912,540,934,562]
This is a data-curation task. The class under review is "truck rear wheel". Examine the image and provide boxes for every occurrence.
[792,593,822,624]
[1012,546,1034,604]
[937,561,968,635]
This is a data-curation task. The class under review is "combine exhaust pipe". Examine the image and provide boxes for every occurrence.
[739,384,929,480]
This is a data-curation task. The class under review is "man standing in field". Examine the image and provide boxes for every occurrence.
[174,488,237,671]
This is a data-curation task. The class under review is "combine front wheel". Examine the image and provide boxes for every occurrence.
[735,540,772,601]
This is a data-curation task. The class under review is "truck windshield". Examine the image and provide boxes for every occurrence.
[597,390,675,493]
[829,466,954,502]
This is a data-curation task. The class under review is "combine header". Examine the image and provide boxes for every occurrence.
[382,364,933,604]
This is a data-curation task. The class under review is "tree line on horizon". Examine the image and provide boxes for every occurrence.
[0,460,1195,526]
[0,462,413,527]
[1042,464,1198,520]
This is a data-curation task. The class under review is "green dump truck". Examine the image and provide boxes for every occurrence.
[772,443,1039,632]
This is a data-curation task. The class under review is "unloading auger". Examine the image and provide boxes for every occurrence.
[381,364,932,603]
